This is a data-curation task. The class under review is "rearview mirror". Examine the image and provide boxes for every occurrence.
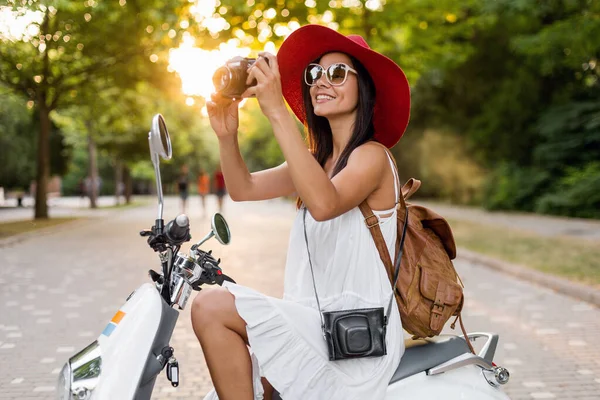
[194,213,232,248]
[148,114,172,223]
[149,114,172,160]
[212,213,231,245]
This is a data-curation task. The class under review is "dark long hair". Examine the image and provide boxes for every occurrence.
[296,54,376,208]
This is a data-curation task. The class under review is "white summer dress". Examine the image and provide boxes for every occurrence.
[204,152,405,400]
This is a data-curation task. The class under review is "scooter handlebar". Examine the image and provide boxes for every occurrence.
[165,214,191,244]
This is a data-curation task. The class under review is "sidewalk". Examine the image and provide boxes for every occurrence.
[419,200,600,242]
[0,196,144,223]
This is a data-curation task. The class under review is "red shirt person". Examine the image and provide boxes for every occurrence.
[213,169,226,212]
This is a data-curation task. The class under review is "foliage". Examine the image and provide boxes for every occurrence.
[534,101,600,171]
[416,129,486,204]
[535,162,600,218]
[238,101,285,172]
[482,163,551,212]
[0,0,193,216]
[1,0,598,219]
[0,90,36,190]
[405,0,600,218]
[482,99,600,215]
[0,89,69,190]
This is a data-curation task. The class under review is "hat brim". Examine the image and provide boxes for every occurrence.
[277,25,410,148]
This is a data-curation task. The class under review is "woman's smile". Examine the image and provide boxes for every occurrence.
[315,93,336,104]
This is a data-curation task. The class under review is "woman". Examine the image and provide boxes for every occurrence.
[177,164,190,214]
[213,166,227,212]
[192,24,411,400]
[197,169,210,216]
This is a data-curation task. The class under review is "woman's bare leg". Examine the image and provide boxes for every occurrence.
[261,377,274,400]
[191,287,253,400]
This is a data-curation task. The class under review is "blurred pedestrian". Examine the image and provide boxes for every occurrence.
[77,178,86,206]
[177,165,190,214]
[197,168,210,217]
[213,167,226,213]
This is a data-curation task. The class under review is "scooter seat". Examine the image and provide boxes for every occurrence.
[271,336,471,399]
[390,335,471,383]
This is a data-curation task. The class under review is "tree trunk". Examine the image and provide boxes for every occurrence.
[114,158,123,206]
[124,165,133,204]
[87,129,99,209]
[34,104,50,219]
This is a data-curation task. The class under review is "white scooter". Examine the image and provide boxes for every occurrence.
[57,114,511,400]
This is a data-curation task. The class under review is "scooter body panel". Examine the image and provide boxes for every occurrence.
[386,366,511,400]
[92,283,163,399]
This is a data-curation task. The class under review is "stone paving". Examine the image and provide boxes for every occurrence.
[0,196,599,399]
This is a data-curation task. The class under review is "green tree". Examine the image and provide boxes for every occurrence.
[0,0,192,218]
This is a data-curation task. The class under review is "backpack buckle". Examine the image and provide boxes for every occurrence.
[364,214,379,228]
[432,301,445,317]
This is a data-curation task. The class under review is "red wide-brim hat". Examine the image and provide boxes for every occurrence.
[277,24,411,149]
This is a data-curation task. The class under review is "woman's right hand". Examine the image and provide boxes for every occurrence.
[206,93,242,139]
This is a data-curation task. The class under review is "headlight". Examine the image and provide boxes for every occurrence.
[56,340,102,400]
[56,362,71,400]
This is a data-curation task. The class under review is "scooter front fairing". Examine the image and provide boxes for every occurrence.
[58,284,178,400]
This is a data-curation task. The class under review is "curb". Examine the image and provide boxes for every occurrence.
[458,247,600,307]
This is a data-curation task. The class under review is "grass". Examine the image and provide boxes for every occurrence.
[447,218,600,287]
[0,217,78,239]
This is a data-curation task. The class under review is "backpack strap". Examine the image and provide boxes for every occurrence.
[359,200,409,324]
[359,201,393,268]
[401,178,421,200]
[358,146,409,322]
[450,312,476,354]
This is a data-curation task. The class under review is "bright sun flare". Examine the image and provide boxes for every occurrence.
[168,34,252,101]
[0,3,287,115]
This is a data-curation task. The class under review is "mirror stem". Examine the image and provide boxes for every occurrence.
[195,231,215,248]
[151,152,165,221]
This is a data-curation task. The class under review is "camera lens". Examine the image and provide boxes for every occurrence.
[212,66,232,92]
[212,57,267,98]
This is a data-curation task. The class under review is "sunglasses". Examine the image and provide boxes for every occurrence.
[304,63,358,87]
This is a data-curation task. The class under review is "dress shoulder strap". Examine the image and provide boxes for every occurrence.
[384,150,400,203]
[368,140,402,204]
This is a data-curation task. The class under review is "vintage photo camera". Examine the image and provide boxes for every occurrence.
[212,56,269,98]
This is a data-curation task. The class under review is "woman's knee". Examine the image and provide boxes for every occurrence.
[191,287,230,325]
[191,287,248,341]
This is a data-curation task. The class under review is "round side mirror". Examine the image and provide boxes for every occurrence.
[212,213,231,245]
[149,114,172,160]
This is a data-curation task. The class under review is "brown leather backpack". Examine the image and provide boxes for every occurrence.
[359,153,473,351]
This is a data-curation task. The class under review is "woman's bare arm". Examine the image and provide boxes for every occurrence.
[218,134,295,201]
[267,111,387,220]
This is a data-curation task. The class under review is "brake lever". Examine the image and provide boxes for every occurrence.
[191,251,224,289]
[147,233,168,253]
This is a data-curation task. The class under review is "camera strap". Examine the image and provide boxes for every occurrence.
[302,205,408,333]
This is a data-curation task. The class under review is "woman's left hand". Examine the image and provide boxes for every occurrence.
[242,51,288,120]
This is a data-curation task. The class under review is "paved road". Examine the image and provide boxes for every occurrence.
[1,197,598,399]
